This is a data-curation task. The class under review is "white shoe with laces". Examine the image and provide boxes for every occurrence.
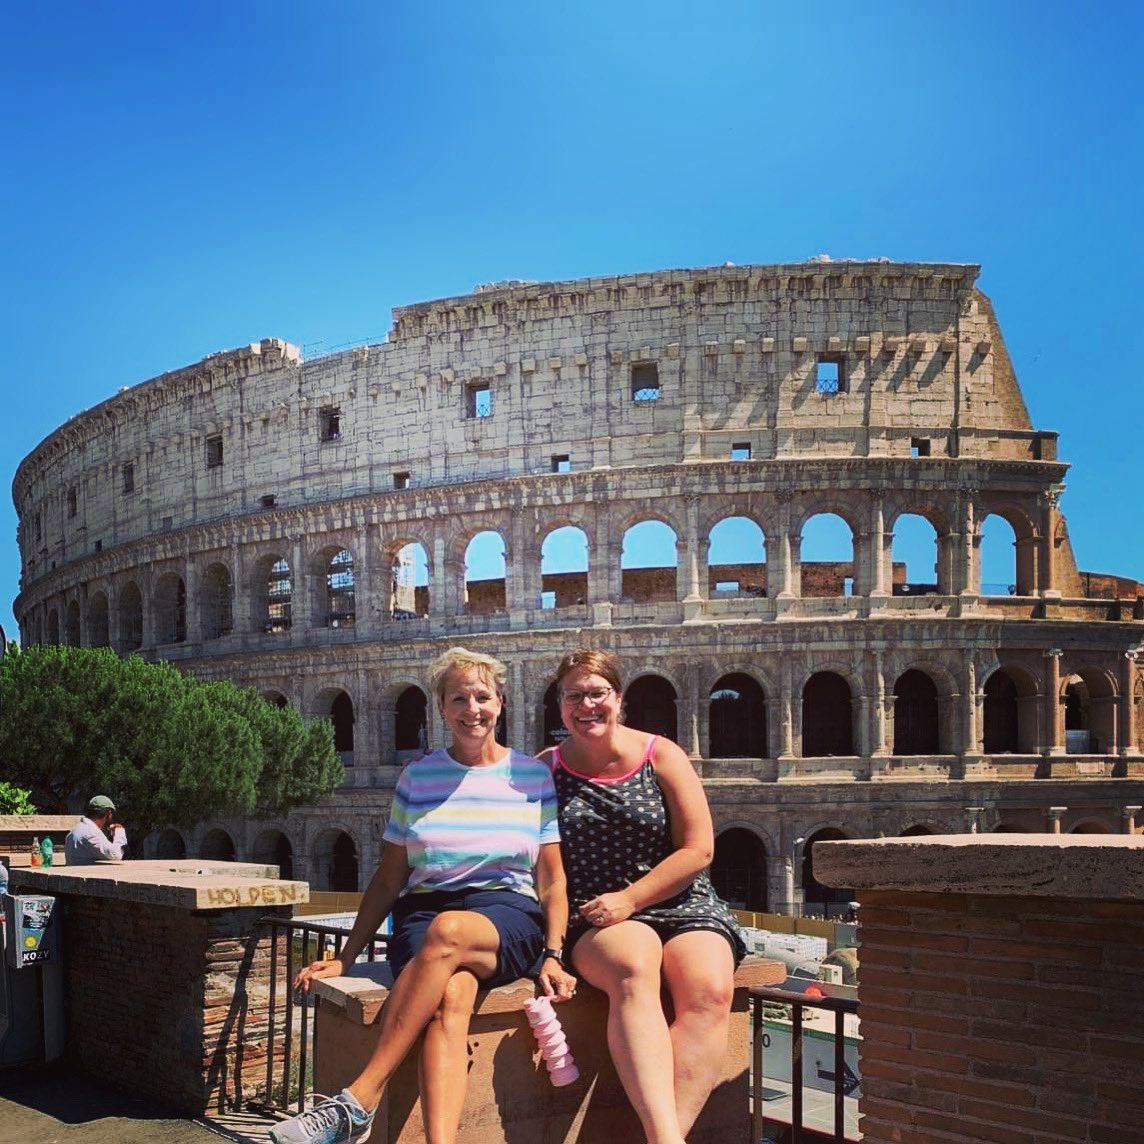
[268,1089,374,1144]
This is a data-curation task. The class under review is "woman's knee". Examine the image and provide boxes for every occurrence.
[432,972,478,1028]
[672,970,734,1019]
[419,911,472,958]
[575,928,663,994]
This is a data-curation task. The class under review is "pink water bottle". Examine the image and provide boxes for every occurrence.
[523,996,579,1086]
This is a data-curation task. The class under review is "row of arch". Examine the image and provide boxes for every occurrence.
[253,658,1144,767]
[28,509,1035,650]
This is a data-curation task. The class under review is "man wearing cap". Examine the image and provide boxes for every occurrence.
[64,796,128,865]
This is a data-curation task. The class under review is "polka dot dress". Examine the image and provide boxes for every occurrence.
[554,739,746,962]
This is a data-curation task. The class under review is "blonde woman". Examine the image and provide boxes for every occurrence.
[272,648,576,1144]
[539,649,745,1144]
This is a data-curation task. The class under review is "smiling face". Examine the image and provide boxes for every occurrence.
[438,667,503,748]
[558,668,622,742]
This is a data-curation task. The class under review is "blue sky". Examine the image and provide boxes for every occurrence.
[3,1,1142,636]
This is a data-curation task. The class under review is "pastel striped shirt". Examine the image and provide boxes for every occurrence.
[383,748,560,900]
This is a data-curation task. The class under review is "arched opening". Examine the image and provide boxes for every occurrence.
[324,548,355,628]
[65,600,81,646]
[801,829,853,918]
[313,830,359,893]
[116,582,142,652]
[891,513,940,595]
[540,526,589,609]
[1062,670,1116,755]
[200,562,234,640]
[979,514,1026,596]
[983,667,1037,754]
[86,592,110,648]
[258,556,292,633]
[541,681,567,749]
[624,675,678,743]
[708,517,766,598]
[262,689,289,709]
[153,828,186,859]
[154,573,187,645]
[711,828,768,911]
[392,543,429,619]
[893,669,940,755]
[802,672,853,756]
[621,520,678,603]
[317,689,355,762]
[252,829,295,879]
[46,607,60,645]
[200,828,236,862]
[900,824,935,836]
[395,686,428,759]
[709,672,767,757]
[800,513,854,598]
[1069,820,1111,834]
[464,531,506,614]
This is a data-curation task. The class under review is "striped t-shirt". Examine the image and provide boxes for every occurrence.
[383,748,560,900]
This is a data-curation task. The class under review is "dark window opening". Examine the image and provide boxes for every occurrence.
[910,437,931,457]
[1031,436,1044,460]
[320,406,342,442]
[266,559,292,633]
[731,443,751,460]
[67,488,77,517]
[551,454,571,473]
[631,362,661,403]
[467,382,492,419]
[206,434,223,468]
[122,462,135,494]
[35,511,43,542]
[161,516,173,530]
[815,353,846,395]
[94,539,102,552]
[331,692,354,756]
[393,471,411,490]
[260,494,277,508]
[395,687,428,752]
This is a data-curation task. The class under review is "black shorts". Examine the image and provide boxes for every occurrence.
[388,888,546,987]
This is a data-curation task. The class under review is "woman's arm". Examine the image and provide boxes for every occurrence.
[535,841,577,999]
[294,841,412,991]
[583,735,715,925]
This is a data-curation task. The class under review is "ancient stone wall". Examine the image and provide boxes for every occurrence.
[12,261,1144,912]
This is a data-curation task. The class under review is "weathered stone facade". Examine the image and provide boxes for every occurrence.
[12,261,1144,913]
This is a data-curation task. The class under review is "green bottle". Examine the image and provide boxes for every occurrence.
[41,836,53,868]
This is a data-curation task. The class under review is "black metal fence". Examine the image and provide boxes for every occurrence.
[253,916,387,1115]
[750,986,860,1143]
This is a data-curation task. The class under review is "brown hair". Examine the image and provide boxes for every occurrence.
[553,648,624,696]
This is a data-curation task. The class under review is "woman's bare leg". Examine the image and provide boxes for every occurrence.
[347,911,499,1112]
[660,931,735,1136]
[573,922,685,1144]
[418,969,479,1144]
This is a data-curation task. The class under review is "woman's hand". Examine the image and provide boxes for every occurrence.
[292,956,346,994]
[579,890,635,928]
[538,958,578,1001]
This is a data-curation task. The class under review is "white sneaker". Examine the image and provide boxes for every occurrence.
[268,1089,374,1144]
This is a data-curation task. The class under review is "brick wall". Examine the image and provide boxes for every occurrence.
[815,838,1144,1142]
[60,893,290,1113]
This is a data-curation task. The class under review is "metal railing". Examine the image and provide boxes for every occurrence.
[253,916,386,1115]
[750,985,860,1143]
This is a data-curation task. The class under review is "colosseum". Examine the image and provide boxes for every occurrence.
[13,260,1144,914]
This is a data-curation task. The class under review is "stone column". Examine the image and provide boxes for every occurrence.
[1122,805,1142,834]
[291,537,306,635]
[962,659,981,757]
[675,538,690,603]
[767,854,796,917]
[1121,651,1139,757]
[356,523,376,638]
[507,511,530,612]
[509,661,527,751]
[1046,806,1067,833]
[682,661,701,758]
[431,535,448,616]
[1040,491,1058,595]
[587,509,609,605]
[867,497,887,597]
[779,659,795,759]
[872,650,890,755]
[1043,648,1064,755]
[959,492,978,596]
[231,542,250,636]
[185,560,202,644]
[683,497,701,601]
[774,495,795,599]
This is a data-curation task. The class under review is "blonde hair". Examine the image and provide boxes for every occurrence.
[427,646,509,700]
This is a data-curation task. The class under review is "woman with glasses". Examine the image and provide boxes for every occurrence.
[540,648,745,1144]
[273,647,576,1144]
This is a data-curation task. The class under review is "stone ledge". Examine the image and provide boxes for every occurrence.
[7,859,309,911]
[814,834,1144,902]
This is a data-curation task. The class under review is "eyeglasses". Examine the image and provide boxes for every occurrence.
[559,686,614,706]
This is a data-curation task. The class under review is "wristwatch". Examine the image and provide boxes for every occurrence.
[542,947,565,965]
